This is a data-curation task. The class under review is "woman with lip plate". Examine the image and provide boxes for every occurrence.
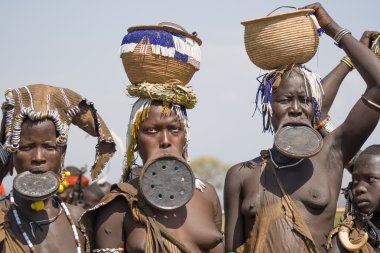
[0,84,116,253]
[80,22,223,253]
[81,101,224,253]
[224,3,380,253]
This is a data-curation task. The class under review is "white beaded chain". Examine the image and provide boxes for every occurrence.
[58,198,82,253]
[10,192,36,253]
[10,192,82,253]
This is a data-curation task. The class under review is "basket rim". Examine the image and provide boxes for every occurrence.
[241,8,315,26]
[127,25,202,46]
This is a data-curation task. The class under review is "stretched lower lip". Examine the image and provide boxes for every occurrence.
[356,201,370,207]
[29,168,48,173]
[281,122,310,128]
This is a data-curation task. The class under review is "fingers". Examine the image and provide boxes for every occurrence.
[302,2,322,11]
[300,2,338,37]
[360,31,380,48]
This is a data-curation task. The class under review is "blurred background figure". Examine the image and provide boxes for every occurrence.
[58,166,89,206]
[58,165,111,209]
[82,180,111,209]
[0,184,5,197]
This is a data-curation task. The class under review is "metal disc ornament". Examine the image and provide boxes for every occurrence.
[274,125,323,158]
[140,156,195,210]
[13,171,60,201]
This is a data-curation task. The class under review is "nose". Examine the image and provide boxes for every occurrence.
[32,147,46,164]
[159,130,171,149]
[289,100,302,117]
[353,181,367,196]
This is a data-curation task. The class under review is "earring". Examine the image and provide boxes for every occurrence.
[58,167,70,193]
[30,200,44,211]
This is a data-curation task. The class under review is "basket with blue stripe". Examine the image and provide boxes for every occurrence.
[120,22,202,85]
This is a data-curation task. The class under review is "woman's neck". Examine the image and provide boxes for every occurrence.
[271,146,298,164]
[12,193,59,220]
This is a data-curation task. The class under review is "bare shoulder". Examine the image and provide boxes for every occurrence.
[95,196,128,229]
[226,156,262,183]
[63,202,85,222]
[94,196,129,248]
[197,180,219,202]
[0,198,9,214]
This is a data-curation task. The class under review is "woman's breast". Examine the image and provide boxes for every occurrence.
[241,193,257,218]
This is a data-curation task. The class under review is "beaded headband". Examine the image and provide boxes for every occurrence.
[0,84,116,182]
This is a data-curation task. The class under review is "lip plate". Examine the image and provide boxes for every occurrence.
[274,125,323,159]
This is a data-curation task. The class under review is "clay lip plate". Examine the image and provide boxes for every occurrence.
[274,125,323,158]
[13,171,59,201]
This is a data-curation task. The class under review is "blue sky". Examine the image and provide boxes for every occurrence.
[1,1,379,206]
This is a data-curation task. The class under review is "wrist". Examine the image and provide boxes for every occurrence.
[333,28,352,48]
[340,56,355,71]
[323,21,342,38]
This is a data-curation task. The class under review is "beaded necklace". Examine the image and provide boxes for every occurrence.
[10,192,82,253]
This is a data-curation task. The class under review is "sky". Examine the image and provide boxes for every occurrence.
[0,1,379,207]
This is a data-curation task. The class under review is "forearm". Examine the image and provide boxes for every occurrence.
[340,34,380,103]
[308,2,380,104]
[321,62,351,117]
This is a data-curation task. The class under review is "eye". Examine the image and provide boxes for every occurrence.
[300,97,312,104]
[18,145,32,151]
[45,145,58,151]
[352,179,359,186]
[170,126,181,133]
[368,176,377,183]
[145,127,158,134]
[278,98,290,104]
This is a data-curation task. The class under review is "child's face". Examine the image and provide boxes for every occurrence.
[352,153,380,215]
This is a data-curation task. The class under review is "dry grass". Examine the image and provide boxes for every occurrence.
[334,208,345,226]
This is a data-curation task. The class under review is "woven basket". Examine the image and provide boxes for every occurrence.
[241,8,319,70]
[372,35,380,58]
[121,23,201,85]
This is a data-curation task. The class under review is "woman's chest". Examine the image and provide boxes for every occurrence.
[126,200,222,252]
[241,165,332,217]
[10,216,85,253]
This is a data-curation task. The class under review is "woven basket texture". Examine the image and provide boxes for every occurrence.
[121,41,197,85]
[242,9,319,70]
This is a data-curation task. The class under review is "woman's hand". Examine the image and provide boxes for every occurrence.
[302,2,341,38]
[360,31,380,49]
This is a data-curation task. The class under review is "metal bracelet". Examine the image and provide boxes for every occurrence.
[334,28,352,48]
[362,95,380,110]
[341,56,355,71]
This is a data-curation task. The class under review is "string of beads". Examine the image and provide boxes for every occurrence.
[10,192,82,253]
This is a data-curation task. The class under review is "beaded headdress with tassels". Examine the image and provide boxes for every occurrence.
[0,84,116,182]
[120,22,201,180]
[254,64,324,133]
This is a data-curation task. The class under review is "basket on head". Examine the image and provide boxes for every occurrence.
[241,8,319,70]
[120,22,202,86]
